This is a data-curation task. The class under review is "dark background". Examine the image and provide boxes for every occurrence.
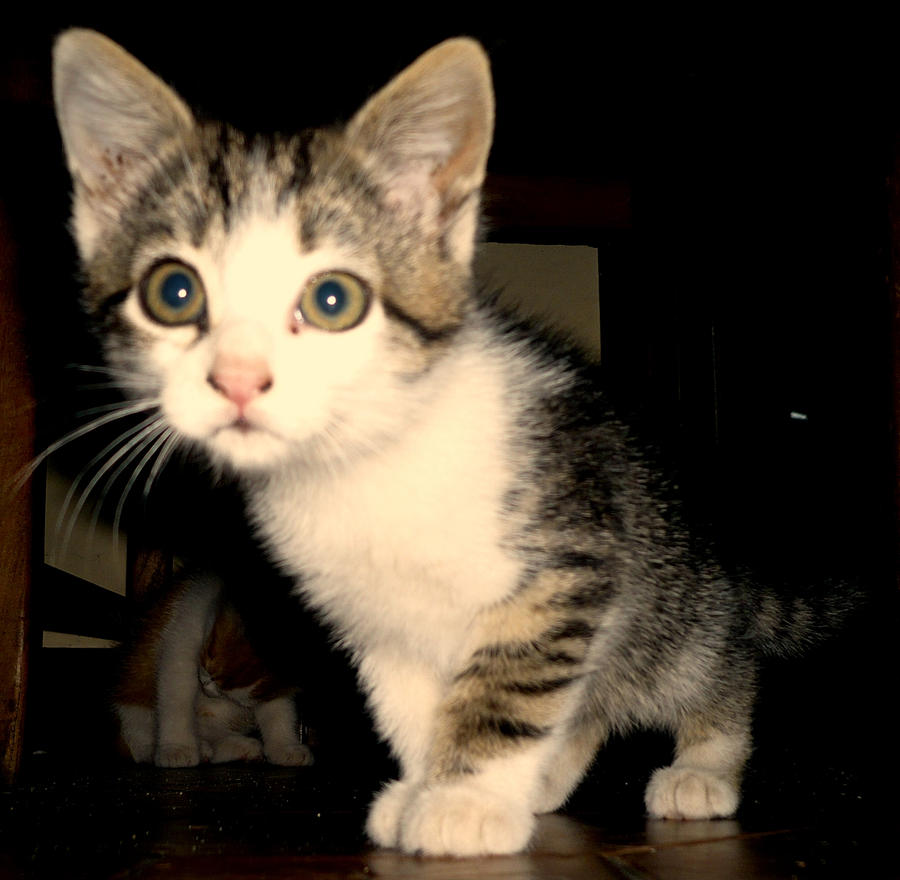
[1,11,896,797]
[3,12,894,554]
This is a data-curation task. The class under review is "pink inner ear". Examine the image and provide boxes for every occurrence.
[381,166,441,220]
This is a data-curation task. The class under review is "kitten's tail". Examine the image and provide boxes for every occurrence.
[744,576,864,658]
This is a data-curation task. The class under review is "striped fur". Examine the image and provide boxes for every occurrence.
[54,30,850,856]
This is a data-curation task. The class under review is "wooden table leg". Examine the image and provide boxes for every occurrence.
[0,201,34,783]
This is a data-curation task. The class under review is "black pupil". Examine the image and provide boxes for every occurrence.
[161,271,193,309]
[316,279,347,315]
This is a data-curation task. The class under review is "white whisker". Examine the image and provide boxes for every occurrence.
[75,381,153,393]
[111,426,176,549]
[55,413,166,562]
[143,430,180,501]
[65,363,128,375]
[74,398,158,419]
[87,417,168,541]
[11,398,160,493]
[64,363,156,385]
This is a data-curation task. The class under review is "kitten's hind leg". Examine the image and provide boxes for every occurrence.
[644,718,751,820]
[533,715,608,814]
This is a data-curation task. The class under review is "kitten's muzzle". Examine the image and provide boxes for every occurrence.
[207,359,273,414]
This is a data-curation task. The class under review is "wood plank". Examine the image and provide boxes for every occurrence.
[0,199,34,782]
[889,133,900,589]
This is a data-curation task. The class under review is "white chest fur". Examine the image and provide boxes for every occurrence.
[249,344,525,671]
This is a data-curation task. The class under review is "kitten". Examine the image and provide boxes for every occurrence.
[52,30,851,856]
[114,570,312,768]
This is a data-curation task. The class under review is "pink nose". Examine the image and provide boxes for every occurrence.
[207,359,273,411]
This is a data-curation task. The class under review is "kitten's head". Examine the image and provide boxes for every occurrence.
[53,30,493,474]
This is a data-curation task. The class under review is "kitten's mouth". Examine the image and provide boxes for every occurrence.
[215,413,265,435]
[213,415,288,448]
[209,416,268,441]
[206,416,290,470]
[231,416,255,434]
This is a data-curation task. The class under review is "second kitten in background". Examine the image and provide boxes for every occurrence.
[114,571,312,768]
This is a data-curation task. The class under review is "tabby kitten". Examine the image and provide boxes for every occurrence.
[53,30,842,856]
[115,571,312,767]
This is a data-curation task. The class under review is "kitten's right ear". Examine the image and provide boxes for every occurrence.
[53,29,195,256]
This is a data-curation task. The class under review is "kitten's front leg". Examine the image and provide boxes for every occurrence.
[398,745,555,857]
[372,612,591,856]
[395,690,579,856]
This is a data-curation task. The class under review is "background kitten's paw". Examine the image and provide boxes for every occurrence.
[644,766,739,819]
[126,741,154,764]
[211,735,264,763]
[265,741,314,767]
[155,741,201,768]
[366,779,415,849]
[399,783,535,857]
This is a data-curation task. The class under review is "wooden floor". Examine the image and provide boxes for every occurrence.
[0,737,893,880]
[3,593,897,879]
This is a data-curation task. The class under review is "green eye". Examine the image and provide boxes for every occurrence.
[139,261,207,326]
[296,272,370,332]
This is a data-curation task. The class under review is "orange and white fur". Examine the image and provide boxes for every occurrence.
[114,572,312,767]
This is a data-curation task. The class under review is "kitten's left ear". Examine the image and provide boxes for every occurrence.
[346,39,494,266]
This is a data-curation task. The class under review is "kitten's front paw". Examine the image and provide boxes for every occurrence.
[645,766,739,819]
[366,779,415,849]
[211,735,264,763]
[264,740,314,767]
[155,741,201,768]
[399,783,535,857]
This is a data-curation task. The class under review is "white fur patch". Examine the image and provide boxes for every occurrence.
[251,334,524,669]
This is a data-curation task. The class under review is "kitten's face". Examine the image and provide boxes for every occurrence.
[53,31,494,475]
[114,192,399,472]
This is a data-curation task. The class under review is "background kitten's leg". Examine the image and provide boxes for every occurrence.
[254,695,313,766]
[154,578,220,767]
[644,717,751,820]
[116,704,155,763]
[533,714,608,813]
